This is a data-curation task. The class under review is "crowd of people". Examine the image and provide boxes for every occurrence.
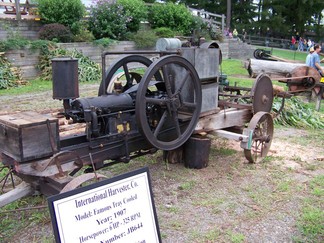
[291,33,315,52]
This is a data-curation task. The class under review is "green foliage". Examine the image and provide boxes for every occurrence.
[38,45,101,82]
[117,0,147,33]
[190,15,210,39]
[148,2,195,35]
[30,39,54,50]
[0,55,20,89]
[93,38,116,47]
[37,0,85,30]
[88,1,129,40]
[273,97,324,129]
[0,37,29,52]
[38,23,72,43]
[131,29,158,49]
[72,21,95,42]
[154,27,175,38]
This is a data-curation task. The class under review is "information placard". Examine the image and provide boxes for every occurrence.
[48,167,161,243]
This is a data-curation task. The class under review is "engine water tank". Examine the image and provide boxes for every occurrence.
[156,38,182,51]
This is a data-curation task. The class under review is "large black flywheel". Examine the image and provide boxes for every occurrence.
[98,55,161,95]
[135,55,202,150]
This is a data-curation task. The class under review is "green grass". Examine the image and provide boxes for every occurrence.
[0,78,52,96]
[0,195,52,242]
[263,47,308,62]
[294,175,324,242]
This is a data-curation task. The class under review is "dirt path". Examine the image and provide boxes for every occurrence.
[1,85,323,242]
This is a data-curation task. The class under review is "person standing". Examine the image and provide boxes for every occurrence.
[309,44,324,76]
[233,28,238,38]
[291,36,296,50]
[306,47,314,66]
[242,29,247,42]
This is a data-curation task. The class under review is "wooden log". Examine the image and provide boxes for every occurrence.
[0,182,34,207]
[246,59,305,78]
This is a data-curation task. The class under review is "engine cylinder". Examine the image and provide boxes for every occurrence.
[72,93,134,113]
[52,57,79,100]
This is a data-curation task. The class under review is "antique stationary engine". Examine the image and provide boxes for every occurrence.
[0,40,276,207]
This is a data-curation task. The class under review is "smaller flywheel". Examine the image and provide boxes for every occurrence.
[251,74,273,113]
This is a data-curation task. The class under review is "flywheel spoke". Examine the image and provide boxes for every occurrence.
[162,65,173,98]
[171,110,181,136]
[173,71,190,97]
[153,111,168,137]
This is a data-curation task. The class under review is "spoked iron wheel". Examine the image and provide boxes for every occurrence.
[0,165,17,193]
[98,55,161,95]
[244,112,274,163]
[135,55,202,150]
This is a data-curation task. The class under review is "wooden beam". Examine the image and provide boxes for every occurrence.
[195,108,252,133]
[0,181,34,207]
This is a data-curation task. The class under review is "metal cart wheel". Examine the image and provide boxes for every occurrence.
[244,112,274,163]
[135,55,202,150]
[98,55,161,95]
[0,165,35,207]
[0,165,18,193]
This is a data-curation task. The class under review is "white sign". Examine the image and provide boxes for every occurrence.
[48,167,161,243]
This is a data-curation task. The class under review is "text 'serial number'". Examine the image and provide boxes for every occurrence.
[127,222,143,234]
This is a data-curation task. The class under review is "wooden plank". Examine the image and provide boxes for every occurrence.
[195,108,253,133]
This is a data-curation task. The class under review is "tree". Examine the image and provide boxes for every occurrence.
[37,0,85,28]
[177,0,323,39]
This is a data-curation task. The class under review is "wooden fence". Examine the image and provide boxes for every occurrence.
[0,0,40,20]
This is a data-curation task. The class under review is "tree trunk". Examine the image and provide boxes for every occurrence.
[226,0,231,29]
[245,59,306,78]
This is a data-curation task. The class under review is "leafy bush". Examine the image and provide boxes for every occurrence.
[38,45,101,82]
[39,24,72,43]
[131,29,158,49]
[37,0,85,31]
[148,3,195,36]
[88,1,129,40]
[0,54,21,89]
[154,27,175,38]
[72,21,95,42]
[93,38,116,47]
[117,0,147,33]
[0,38,29,52]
